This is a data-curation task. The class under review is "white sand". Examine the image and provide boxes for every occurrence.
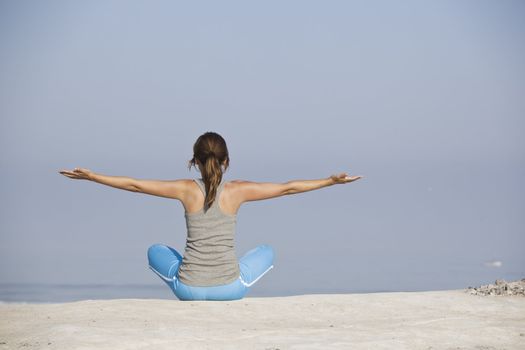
[1,289,524,350]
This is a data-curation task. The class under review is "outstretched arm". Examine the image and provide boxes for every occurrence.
[234,172,363,203]
[286,173,363,194]
[59,167,186,200]
[59,167,138,192]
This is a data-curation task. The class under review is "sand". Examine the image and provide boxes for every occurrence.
[1,288,524,350]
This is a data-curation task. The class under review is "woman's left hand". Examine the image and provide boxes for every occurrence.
[330,172,363,184]
[59,167,94,180]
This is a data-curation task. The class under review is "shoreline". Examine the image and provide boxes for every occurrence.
[1,278,524,305]
[0,286,524,305]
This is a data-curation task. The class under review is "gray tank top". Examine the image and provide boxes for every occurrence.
[177,177,241,286]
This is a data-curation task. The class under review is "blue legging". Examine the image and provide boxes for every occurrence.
[147,244,275,301]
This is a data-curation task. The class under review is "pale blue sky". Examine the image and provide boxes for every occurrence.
[1,0,524,298]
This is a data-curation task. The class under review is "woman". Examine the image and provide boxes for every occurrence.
[59,131,363,301]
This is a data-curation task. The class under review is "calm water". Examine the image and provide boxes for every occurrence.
[0,283,292,303]
[1,264,522,303]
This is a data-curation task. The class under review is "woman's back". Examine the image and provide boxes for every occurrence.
[177,177,241,286]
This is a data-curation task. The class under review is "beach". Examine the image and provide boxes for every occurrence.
[1,286,524,350]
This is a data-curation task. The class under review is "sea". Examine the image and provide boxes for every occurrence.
[1,268,523,304]
[0,283,289,303]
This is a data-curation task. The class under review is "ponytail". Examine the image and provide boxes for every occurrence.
[201,154,222,212]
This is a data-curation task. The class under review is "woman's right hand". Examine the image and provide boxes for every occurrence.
[330,172,363,184]
[59,167,94,181]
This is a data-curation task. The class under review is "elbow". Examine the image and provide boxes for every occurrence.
[283,182,295,195]
[131,184,142,192]
[128,180,141,193]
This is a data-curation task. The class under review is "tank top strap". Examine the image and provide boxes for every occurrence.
[194,178,225,208]
[217,178,226,194]
[193,178,206,196]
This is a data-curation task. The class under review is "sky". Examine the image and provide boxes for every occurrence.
[1,0,524,299]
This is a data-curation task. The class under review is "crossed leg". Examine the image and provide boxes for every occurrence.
[147,243,275,295]
[238,244,275,287]
[147,244,182,293]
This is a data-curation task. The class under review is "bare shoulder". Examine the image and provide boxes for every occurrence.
[133,178,196,200]
[172,178,197,189]
[223,179,244,193]
[228,179,245,185]
[171,178,198,197]
[174,178,201,198]
[225,179,290,203]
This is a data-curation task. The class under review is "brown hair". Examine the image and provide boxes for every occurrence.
[187,132,230,212]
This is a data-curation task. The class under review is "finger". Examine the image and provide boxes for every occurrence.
[345,176,361,182]
[61,171,81,178]
[62,171,78,177]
